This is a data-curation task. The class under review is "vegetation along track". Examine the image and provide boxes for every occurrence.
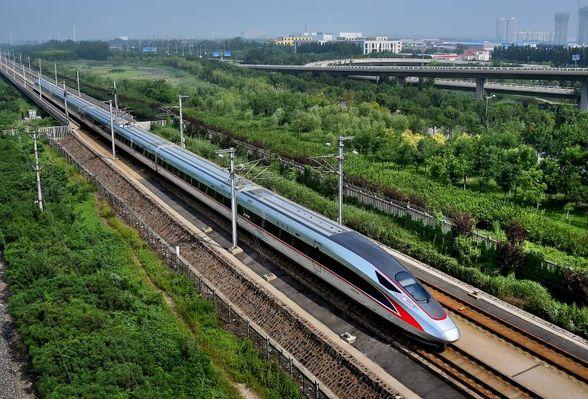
[51,132,405,399]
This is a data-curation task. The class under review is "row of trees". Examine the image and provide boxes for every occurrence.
[4,40,109,61]
[492,45,588,67]
[387,129,585,207]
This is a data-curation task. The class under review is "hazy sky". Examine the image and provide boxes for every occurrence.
[0,0,584,42]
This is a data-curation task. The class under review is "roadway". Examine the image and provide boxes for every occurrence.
[240,63,588,108]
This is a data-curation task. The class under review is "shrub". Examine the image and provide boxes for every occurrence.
[453,235,481,266]
[449,211,476,236]
[498,222,528,275]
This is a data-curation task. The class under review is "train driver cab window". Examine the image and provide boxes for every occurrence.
[376,271,400,293]
[395,271,431,303]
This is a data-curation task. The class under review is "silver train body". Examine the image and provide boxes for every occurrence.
[39,75,459,344]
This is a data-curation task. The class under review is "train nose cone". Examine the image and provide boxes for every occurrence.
[441,327,460,343]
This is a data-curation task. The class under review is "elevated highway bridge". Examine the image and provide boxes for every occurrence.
[240,64,588,109]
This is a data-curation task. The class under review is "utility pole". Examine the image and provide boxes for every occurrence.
[21,64,26,88]
[63,82,69,122]
[38,59,43,100]
[76,70,80,96]
[215,148,240,254]
[32,133,44,211]
[178,95,188,148]
[109,100,116,159]
[337,136,354,226]
[54,63,58,85]
[27,56,30,70]
[113,80,118,109]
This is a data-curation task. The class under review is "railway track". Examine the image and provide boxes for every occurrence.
[425,285,588,385]
[144,170,537,399]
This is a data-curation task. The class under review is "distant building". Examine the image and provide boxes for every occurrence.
[109,36,129,51]
[555,12,570,44]
[273,35,314,46]
[358,37,402,55]
[431,53,459,61]
[460,48,491,62]
[496,16,517,42]
[515,31,553,43]
[339,32,363,40]
[578,7,588,44]
[308,32,334,43]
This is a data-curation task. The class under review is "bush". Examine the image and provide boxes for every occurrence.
[498,222,527,275]
[453,235,481,266]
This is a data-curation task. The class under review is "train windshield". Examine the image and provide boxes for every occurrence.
[395,271,431,303]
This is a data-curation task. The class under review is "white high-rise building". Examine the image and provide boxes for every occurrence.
[516,31,553,43]
[496,16,517,43]
[578,6,588,44]
[359,37,402,55]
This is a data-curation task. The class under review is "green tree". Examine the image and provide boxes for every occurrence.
[496,145,538,196]
[517,168,547,209]
[291,110,321,133]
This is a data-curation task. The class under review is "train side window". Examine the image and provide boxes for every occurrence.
[376,272,400,293]
[250,211,263,227]
[263,219,280,237]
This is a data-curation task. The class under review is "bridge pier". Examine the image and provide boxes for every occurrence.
[378,75,389,84]
[475,78,486,101]
[396,76,406,86]
[580,80,588,111]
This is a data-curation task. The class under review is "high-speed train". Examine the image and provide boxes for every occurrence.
[30,65,459,344]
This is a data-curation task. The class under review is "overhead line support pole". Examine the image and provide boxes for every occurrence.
[33,133,44,211]
[76,70,80,96]
[38,60,43,100]
[179,95,188,148]
[109,100,116,159]
[337,136,354,226]
[113,80,118,109]
[215,148,241,254]
[63,82,69,122]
